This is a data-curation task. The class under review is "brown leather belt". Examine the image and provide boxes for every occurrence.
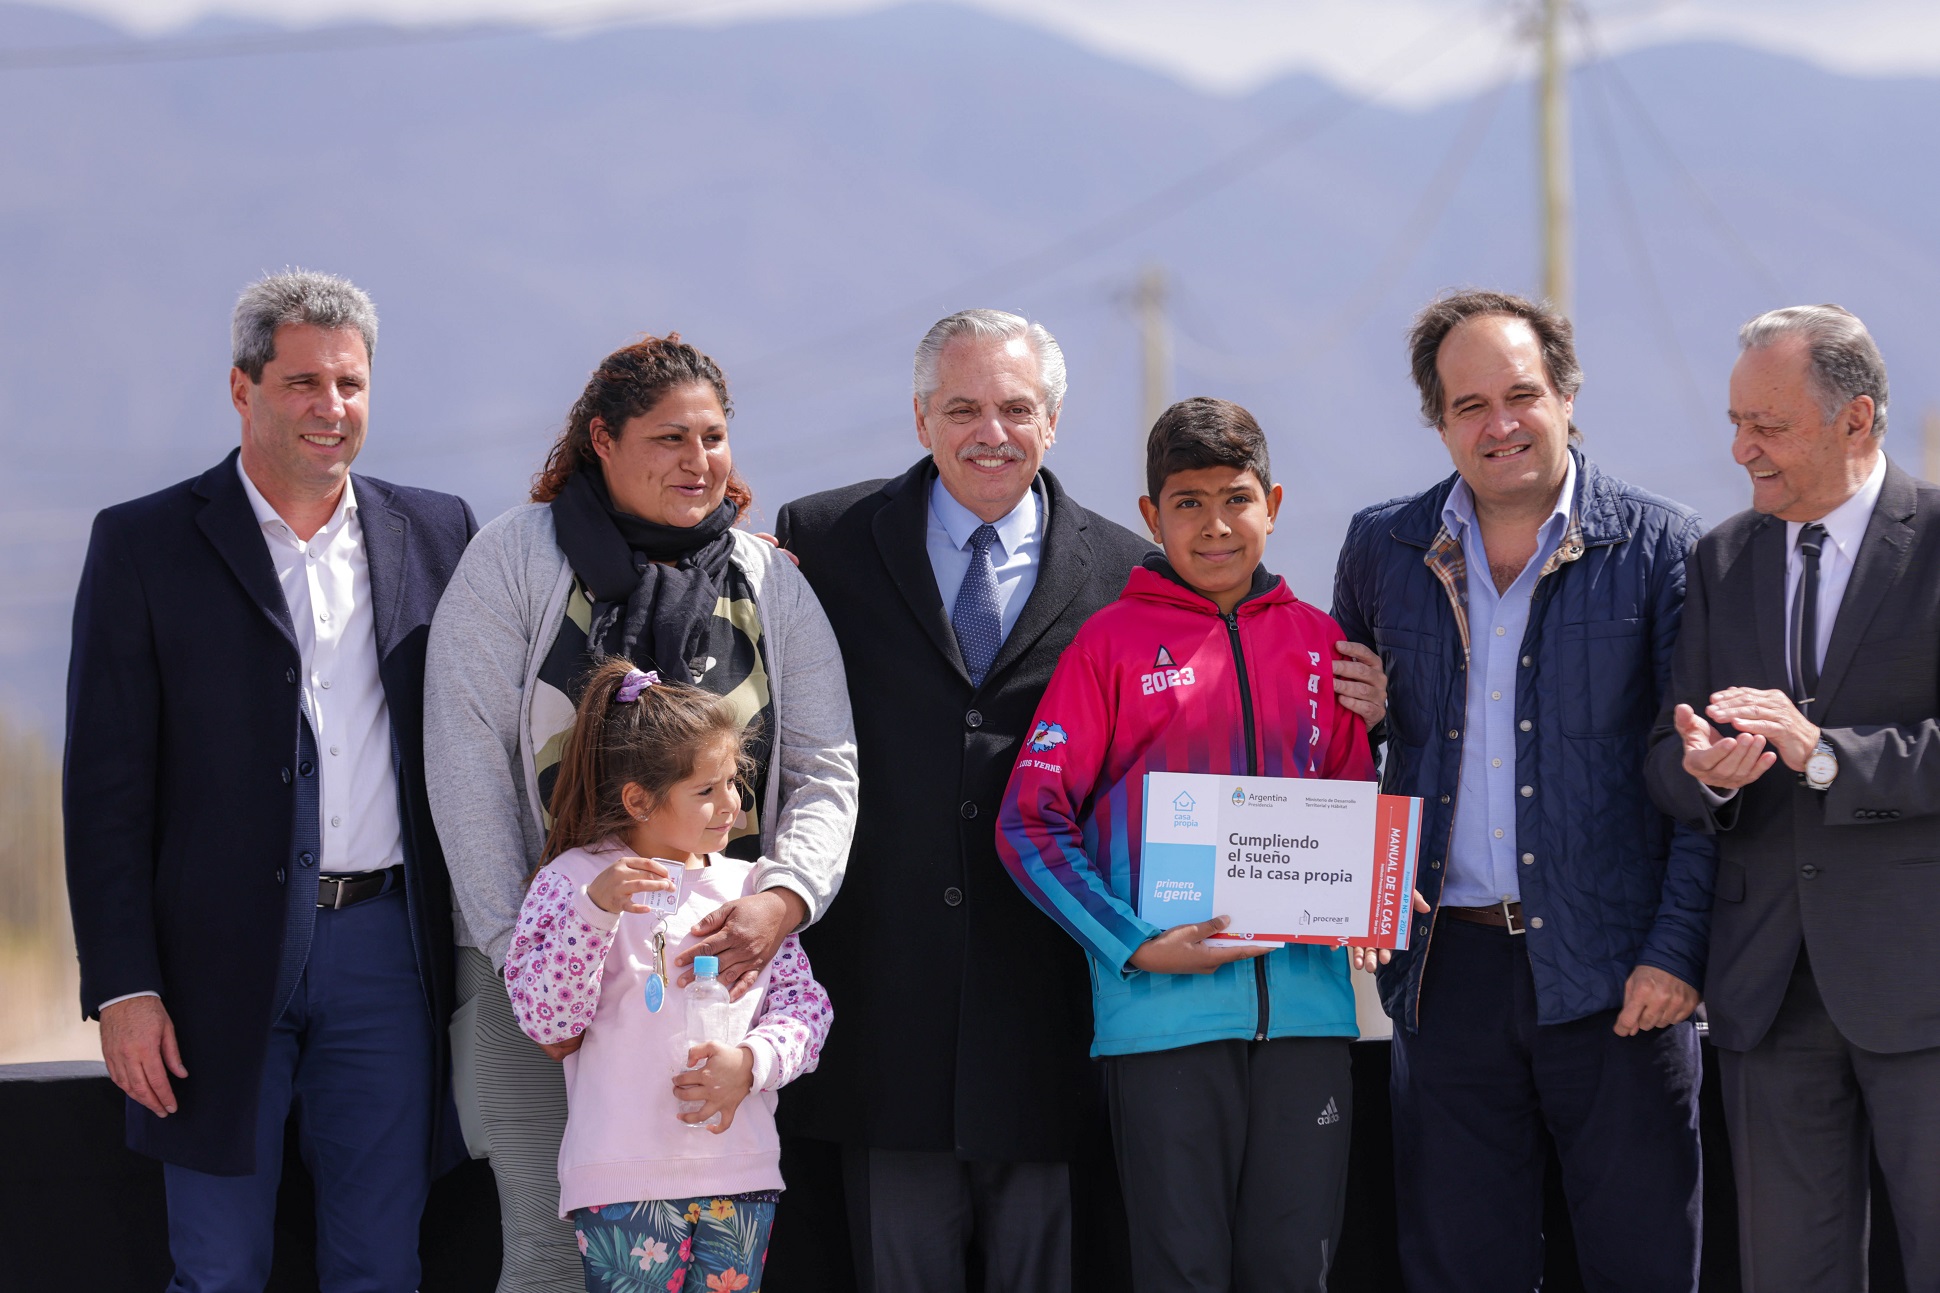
[1442,899,1525,935]
[317,864,404,910]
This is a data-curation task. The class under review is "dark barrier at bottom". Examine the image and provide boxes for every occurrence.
[0,1041,1905,1292]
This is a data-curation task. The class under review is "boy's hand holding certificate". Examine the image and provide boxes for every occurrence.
[1139,772,1423,949]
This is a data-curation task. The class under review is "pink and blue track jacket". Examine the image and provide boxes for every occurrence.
[997,562,1376,1057]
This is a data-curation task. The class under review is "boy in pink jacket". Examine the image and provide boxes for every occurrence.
[999,397,1376,1293]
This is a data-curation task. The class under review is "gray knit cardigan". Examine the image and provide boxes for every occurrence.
[423,503,859,967]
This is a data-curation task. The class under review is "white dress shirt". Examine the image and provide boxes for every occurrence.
[925,475,1044,644]
[239,459,403,876]
[95,464,408,1011]
[1785,451,1887,683]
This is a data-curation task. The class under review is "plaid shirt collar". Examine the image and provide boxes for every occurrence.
[1423,462,1585,658]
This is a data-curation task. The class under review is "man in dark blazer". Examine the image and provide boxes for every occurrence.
[1648,304,1939,1291]
[773,309,1151,1293]
[64,270,475,1291]
[772,309,1388,1292]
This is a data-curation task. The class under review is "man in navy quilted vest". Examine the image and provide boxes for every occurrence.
[1331,289,1717,1292]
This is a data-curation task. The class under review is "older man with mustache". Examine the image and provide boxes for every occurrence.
[771,309,1387,1292]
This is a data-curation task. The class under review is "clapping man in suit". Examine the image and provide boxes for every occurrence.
[773,309,1389,1291]
[1648,305,1940,1291]
[65,271,475,1290]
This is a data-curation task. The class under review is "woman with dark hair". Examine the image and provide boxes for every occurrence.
[425,335,858,1292]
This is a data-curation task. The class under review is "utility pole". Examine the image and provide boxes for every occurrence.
[1924,408,1940,484]
[1135,264,1171,437]
[1537,0,1572,315]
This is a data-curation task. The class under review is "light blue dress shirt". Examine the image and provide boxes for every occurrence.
[1440,454,1576,909]
[926,474,1043,646]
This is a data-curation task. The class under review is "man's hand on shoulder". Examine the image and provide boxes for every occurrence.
[100,995,188,1117]
[1332,641,1388,727]
[754,533,800,567]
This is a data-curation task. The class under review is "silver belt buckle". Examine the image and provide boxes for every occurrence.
[1500,896,1525,936]
[318,876,349,910]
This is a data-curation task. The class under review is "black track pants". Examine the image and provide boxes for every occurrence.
[1105,1036,1353,1293]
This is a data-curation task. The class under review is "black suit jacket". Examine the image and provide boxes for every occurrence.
[774,460,1153,1160]
[1646,460,1940,1054]
[64,449,476,1174]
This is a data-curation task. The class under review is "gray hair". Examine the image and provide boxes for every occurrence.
[232,269,378,381]
[1738,304,1889,438]
[913,309,1068,414]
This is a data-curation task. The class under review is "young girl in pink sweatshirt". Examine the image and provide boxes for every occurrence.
[506,659,832,1293]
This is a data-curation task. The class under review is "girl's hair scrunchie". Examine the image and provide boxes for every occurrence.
[615,668,660,704]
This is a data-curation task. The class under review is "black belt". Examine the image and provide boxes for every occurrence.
[317,864,404,910]
[1442,898,1524,935]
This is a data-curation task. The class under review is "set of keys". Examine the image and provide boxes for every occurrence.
[645,927,669,1013]
[641,857,687,1014]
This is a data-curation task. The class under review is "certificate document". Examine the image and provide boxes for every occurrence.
[1138,772,1423,950]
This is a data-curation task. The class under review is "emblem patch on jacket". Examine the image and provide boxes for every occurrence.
[1029,721,1069,752]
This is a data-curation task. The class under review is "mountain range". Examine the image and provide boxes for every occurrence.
[3,1,1938,733]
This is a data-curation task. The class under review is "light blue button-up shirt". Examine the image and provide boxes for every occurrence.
[926,475,1043,646]
[1440,454,1576,908]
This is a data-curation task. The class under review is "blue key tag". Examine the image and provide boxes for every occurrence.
[644,927,669,1013]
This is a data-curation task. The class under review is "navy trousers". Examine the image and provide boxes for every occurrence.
[163,883,436,1293]
[1391,917,1702,1293]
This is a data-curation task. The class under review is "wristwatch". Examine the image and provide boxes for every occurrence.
[1804,737,1839,791]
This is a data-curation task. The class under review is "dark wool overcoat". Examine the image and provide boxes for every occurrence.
[775,459,1152,1160]
[65,449,475,1174]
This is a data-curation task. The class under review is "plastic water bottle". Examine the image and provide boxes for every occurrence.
[680,955,736,1129]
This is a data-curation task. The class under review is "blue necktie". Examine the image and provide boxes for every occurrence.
[953,524,1002,687]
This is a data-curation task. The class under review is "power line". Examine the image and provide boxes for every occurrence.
[1570,7,1788,302]
[0,0,740,73]
[733,2,1506,392]
[1293,62,1515,370]
[1578,43,1712,425]
[1164,45,1518,387]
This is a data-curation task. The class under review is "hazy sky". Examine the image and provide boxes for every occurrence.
[24,0,1940,104]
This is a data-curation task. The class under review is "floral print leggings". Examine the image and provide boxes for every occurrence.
[573,1193,777,1293]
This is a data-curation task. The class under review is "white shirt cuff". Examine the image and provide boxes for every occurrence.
[97,990,161,1010]
[1699,783,1738,807]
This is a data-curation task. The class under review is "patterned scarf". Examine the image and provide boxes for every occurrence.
[550,467,738,682]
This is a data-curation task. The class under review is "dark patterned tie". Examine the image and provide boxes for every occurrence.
[1791,522,1827,707]
[952,524,1002,687]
